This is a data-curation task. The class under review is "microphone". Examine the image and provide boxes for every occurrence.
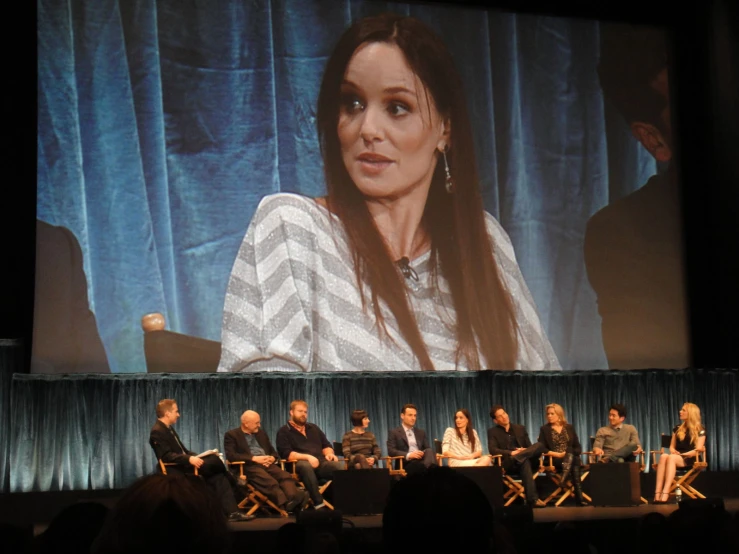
[396,257,420,285]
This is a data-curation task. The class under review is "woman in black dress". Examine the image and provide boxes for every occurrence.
[538,403,586,506]
[653,402,706,503]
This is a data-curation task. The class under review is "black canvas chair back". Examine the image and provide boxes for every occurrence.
[142,313,220,373]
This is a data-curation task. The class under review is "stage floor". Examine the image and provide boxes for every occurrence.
[221,497,739,532]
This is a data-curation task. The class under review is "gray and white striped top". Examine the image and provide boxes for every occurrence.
[217,193,560,372]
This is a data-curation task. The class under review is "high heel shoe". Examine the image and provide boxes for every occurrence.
[653,492,669,504]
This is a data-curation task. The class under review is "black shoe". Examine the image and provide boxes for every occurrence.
[285,491,309,513]
[228,511,256,522]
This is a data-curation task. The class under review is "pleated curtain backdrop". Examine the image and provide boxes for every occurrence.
[37,0,657,373]
[7,369,738,492]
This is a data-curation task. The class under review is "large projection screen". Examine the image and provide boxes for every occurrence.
[34,0,689,373]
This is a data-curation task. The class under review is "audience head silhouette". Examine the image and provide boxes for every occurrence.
[92,473,229,554]
[383,465,494,553]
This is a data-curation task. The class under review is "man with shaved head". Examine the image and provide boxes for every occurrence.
[224,410,307,513]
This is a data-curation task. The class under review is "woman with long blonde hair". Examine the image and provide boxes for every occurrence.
[537,403,587,506]
[653,402,706,503]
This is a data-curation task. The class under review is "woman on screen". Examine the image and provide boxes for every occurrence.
[441,409,491,467]
[653,402,706,503]
[218,13,560,372]
[341,409,382,469]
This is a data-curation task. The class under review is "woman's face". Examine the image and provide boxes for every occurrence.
[455,411,468,429]
[679,405,688,421]
[362,416,370,428]
[337,41,448,206]
[546,408,560,425]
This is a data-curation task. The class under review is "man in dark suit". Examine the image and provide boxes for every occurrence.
[149,398,253,521]
[584,24,689,369]
[487,404,545,507]
[386,404,436,476]
[224,410,307,513]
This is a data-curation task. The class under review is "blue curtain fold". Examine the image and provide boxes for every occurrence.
[7,368,738,491]
[37,0,656,373]
[0,340,23,492]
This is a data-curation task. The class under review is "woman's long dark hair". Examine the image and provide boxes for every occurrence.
[454,409,477,452]
[317,13,518,371]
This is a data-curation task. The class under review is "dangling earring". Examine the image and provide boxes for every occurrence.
[442,149,454,193]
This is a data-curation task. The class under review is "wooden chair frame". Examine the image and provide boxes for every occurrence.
[159,459,198,476]
[332,441,351,470]
[280,459,335,510]
[487,455,529,507]
[539,453,592,507]
[382,455,407,477]
[650,434,707,500]
[228,461,288,517]
[433,439,451,466]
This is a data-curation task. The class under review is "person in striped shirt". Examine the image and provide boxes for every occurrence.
[218,13,560,373]
[341,409,382,469]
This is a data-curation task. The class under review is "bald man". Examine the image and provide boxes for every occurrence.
[224,410,307,513]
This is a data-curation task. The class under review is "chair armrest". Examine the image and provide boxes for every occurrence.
[382,455,405,468]
[650,449,663,469]
[686,449,707,466]
[281,459,298,479]
[697,448,707,464]
[490,454,502,466]
[637,450,646,472]
[227,460,245,478]
[436,454,452,466]
[582,450,599,464]
[540,453,557,471]
[159,459,198,476]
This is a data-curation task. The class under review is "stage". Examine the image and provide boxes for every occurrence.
[221,498,739,528]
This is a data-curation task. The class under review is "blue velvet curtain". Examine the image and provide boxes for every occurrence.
[6,368,737,492]
[36,0,656,373]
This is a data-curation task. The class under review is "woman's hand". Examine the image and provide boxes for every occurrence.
[669,448,679,455]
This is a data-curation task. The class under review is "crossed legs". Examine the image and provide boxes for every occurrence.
[654,453,686,502]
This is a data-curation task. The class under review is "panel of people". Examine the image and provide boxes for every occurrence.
[149,398,706,516]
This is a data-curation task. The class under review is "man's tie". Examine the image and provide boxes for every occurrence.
[170,428,185,454]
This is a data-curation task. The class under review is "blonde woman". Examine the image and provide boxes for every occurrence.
[653,402,706,503]
[441,409,491,467]
[537,403,586,506]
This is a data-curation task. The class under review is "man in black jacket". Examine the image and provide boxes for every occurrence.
[275,400,345,509]
[386,404,437,476]
[224,410,307,513]
[149,398,253,521]
[487,405,545,507]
